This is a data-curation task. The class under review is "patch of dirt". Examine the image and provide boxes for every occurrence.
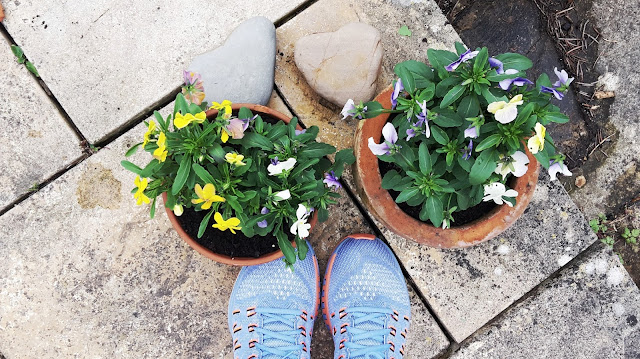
[76,163,122,209]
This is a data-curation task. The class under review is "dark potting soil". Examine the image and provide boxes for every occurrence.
[177,203,297,259]
[175,111,296,259]
[378,160,498,227]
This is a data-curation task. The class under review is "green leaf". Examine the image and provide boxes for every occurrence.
[301,142,336,158]
[295,237,308,261]
[536,73,552,89]
[515,102,536,126]
[435,76,460,97]
[121,160,143,175]
[149,197,157,219]
[469,149,498,185]
[457,190,470,210]
[397,65,416,94]
[419,142,432,174]
[25,61,40,77]
[427,49,459,79]
[495,53,533,71]
[543,112,570,124]
[440,85,466,108]
[395,60,434,86]
[534,149,550,168]
[425,195,444,227]
[396,187,420,204]
[172,155,191,195]
[473,48,489,74]
[381,170,402,189]
[475,134,502,151]
[154,111,168,132]
[238,107,253,119]
[398,25,412,37]
[457,155,473,171]
[197,210,214,238]
[140,160,161,178]
[454,42,467,55]
[362,101,386,119]
[226,196,242,213]
[10,45,25,62]
[481,87,507,104]
[277,231,297,266]
[192,163,215,183]
[318,207,329,222]
[432,109,464,127]
[125,143,142,157]
[457,95,480,118]
[174,93,189,116]
[431,126,449,145]
[242,132,273,150]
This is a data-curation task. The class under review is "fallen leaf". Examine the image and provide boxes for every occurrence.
[594,91,615,99]
[398,25,412,37]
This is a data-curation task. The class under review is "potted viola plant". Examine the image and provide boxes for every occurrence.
[344,43,573,248]
[122,71,354,267]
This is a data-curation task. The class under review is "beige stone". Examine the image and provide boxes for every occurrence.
[295,22,382,107]
[0,36,81,212]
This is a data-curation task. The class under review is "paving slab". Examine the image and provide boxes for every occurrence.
[0,98,448,358]
[570,0,640,218]
[451,246,640,358]
[0,37,81,213]
[345,171,599,342]
[1,0,310,143]
[275,0,462,151]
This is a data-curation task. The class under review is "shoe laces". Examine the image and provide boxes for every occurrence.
[342,307,394,358]
[253,307,306,358]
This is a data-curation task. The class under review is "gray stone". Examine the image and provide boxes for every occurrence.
[569,0,640,218]
[294,22,383,107]
[344,170,599,342]
[451,247,640,358]
[0,36,81,212]
[188,16,276,106]
[2,0,309,142]
[275,0,462,152]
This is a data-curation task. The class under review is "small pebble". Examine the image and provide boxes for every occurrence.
[575,175,586,188]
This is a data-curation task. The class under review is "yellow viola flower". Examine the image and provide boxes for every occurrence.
[191,183,225,210]
[487,94,524,124]
[210,100,233,119]
[527,123,546,154]
[143,120,156,146]
[153,132,168,162]
[174,111,207,129]
[220,129,230,143]
[225,152,246,166]
[212,212,242,234]
[133,176,150,205]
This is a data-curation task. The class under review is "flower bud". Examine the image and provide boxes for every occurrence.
[173,204,184,216]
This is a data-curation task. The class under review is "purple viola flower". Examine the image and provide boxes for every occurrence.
[391,79,404,109]
[541,85,565,100]
[295,129,306,136]
[461,140,474,160]
[368,122,399,156]
[270,157,279,166]
[257,207,269,228]
[323,171,342,189]
[406,128,416,140]
[488,57,504,74]
[553,67,574,87]
[415,100,431,138]
[464,126,478,139]
[548,160,572,181]
[445,49,480,72]
[498,69,533,90]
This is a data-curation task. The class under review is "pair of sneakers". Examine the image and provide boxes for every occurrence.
[228,234,411,359]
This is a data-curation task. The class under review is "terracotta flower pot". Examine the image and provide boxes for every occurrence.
[353,86,540,248]
[164,103,318,265]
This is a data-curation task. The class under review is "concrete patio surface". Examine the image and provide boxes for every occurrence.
[0,0,639,357]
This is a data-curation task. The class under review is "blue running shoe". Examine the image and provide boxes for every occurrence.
[228,241,320,359]
[322,234,411,359]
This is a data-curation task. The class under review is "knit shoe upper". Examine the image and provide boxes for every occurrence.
[322,235,411,359]
[228,242,320,359]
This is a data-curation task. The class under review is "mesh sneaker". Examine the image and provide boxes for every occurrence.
[322,234,411,359]
[228,241,320,359]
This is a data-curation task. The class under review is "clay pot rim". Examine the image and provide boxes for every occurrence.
[164,103,318,266]
[353,86,540,248]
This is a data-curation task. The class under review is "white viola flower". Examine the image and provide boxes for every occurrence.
[290,204,312,239]
[368,122,399,156]
[487,94,524,124]
[482,182,518,207]
[268,157,297,176]
[341,99,356,119]
[549,160,572,181]
[464,126,478,139]
[494,151,530,179]
[273,189,291,202]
